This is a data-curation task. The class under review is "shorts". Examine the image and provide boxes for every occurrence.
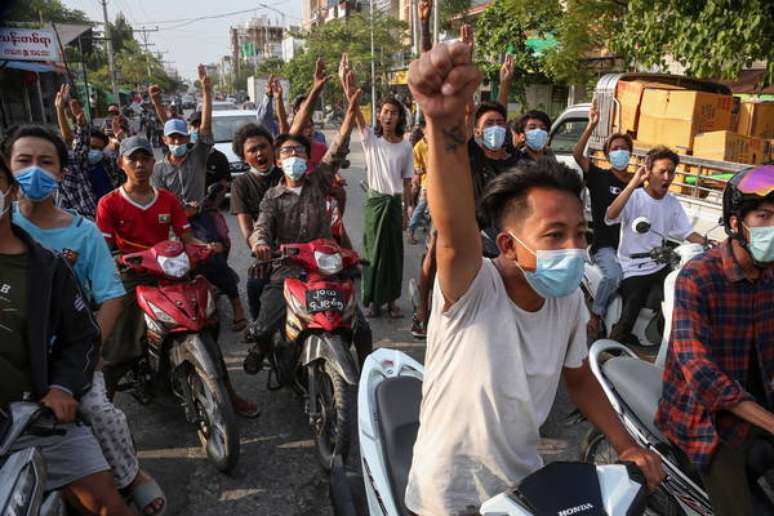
[7,423,110,490]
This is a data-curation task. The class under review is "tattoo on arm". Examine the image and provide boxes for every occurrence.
[442,126,467,151]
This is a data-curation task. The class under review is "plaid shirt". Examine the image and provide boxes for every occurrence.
[59,125,124,219]
[655,240,774,469]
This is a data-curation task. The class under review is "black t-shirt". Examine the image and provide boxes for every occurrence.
[585,163,628,253]
[468,139,520,210]
[206,148,231,189]
[230,166,283,219]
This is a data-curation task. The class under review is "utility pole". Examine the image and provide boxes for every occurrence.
[135,27,160,80]
[412,0,420,57]
[370,0,376,127]
[432,0,438,44]
[100,0,120,103]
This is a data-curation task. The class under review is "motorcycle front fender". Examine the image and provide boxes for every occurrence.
[300,334,359,385]
[168,333,226,382]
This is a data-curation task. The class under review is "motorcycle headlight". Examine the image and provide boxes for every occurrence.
[205,290,216,318]
[314,251,343,275]
[147,301,176,325]
[157,253,190,278]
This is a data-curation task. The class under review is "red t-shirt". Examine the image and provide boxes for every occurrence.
[96,187,191,254]
[308,141,327,172]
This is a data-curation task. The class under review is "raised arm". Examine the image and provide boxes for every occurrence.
[606,166,647,223]
[290,58,329,135]
[418,0,432,53]
[497,54,513,108]
[408,42,483,305]
[55,84,74,145]
[339,54,367,131]
[573,97,599,174]
[198,64,213,138]
[273,78,290,134]
[148,84,168,125]
[256,76,277,135]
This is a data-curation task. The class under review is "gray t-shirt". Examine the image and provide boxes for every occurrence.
[405,259,588,515]
[152,134,213,203]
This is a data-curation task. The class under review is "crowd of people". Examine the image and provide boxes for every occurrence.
[0,1,772,514]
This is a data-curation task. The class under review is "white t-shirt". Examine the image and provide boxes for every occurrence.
[405,259,589,515]
[605,188,693,278]
[360,127,414,195]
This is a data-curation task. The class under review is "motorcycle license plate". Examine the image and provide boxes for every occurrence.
[306,288,345,313]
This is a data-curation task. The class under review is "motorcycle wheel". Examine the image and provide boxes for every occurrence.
[187,366,240,473]
[313,361,356,471]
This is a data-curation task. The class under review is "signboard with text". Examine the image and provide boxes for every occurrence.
[0,28,61,62]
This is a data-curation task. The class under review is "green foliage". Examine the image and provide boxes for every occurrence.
[439,0,472,31]
[280,13,409,110]
[255,57,285,78]
[5,0,89,24]
[612,0,774,85]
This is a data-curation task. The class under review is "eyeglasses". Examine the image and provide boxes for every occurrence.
[278,145,307,157]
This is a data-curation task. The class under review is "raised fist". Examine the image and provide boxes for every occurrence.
[419,0,431,21]
[408,42,481,123]
[148,84,161,99]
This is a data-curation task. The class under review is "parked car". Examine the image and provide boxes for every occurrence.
[181,95,196,110]
[211,110,257,191]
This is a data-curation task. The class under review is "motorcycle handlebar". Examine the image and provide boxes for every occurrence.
[629,252,651,259]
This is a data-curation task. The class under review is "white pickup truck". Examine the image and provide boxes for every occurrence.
[548,73,751,239]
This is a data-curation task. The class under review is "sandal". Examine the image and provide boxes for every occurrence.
[127,473,166,516]
[231,318,248,332]
[387,306,404,319]
[232,396,261,419]
[365,305,381,318]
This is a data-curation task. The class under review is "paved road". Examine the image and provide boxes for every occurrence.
[118,129,590,515]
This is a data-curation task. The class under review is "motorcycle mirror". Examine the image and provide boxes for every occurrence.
[632,217,651,234]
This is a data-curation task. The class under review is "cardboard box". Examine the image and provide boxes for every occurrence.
[637,89,735,151]
[693,130,768,165]
[614,80,683,134]
[737,101,774,139]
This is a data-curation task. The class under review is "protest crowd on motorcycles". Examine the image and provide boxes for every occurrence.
[0,0,773,514]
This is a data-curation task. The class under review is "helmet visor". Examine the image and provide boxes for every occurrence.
[738,165,774,197]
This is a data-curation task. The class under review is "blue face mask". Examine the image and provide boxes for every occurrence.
[15,166,59,202]
[525,129,548,151]
[87,149,104,165]
[282,157,307,181]
[745,224,774,264]
[481,126,506,151]
[510,232,585,298]
[168,143,188,158]
[608,149,631,171]
[190,130,199,144]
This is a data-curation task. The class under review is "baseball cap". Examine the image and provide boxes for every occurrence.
[188,111,202,125]
[119,136,154,158]
[164,118,189,137]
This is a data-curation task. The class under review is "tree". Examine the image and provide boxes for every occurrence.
[280,13,408,111]
[4,0,89,24]
[613,0,774,85]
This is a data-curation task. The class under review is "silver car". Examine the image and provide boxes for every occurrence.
[211,110,260,180]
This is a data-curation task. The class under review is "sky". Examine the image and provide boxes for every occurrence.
[63,0,304,81]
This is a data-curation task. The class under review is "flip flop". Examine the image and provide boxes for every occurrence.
[231,318,248,332]
[233,398,261,419]
[128,476,167,516]
[387,307,404,319]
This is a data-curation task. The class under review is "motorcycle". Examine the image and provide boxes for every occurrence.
[116,240,240,473]
[582,216,705,347]
[350,348,649,516]
[246,238,365,470]
[0,403,67,515]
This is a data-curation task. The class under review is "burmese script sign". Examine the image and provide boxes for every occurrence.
[0,28,61,62]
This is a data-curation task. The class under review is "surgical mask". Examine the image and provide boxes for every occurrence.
[745,224,774,263]
[509,232,585,298]
[190,130,199,144]
[482,126,506,151]
[87,149,104,165]
[169,144,188,158]
[15,166,59,202]
[282,157,307,181]
[250,166,271,177]
[608,149,631,171]
[525,129,548,151]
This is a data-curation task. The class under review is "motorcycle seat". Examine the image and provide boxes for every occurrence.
[602,356,667,443]
[375,375,423,516]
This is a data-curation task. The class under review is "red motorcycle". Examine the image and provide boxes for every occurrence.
[118,240,240,472]
[248,238,368,469]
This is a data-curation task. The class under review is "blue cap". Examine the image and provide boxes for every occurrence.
[163,118,189,137]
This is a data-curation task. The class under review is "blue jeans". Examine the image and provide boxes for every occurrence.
[591,247,623,317]
[408,192,428,233]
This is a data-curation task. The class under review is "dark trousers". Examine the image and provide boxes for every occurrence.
[247,277,269,320]
[609,267,670,345]
[701,431,774,516]
[253,280,373,365]
[190,212,240,299]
